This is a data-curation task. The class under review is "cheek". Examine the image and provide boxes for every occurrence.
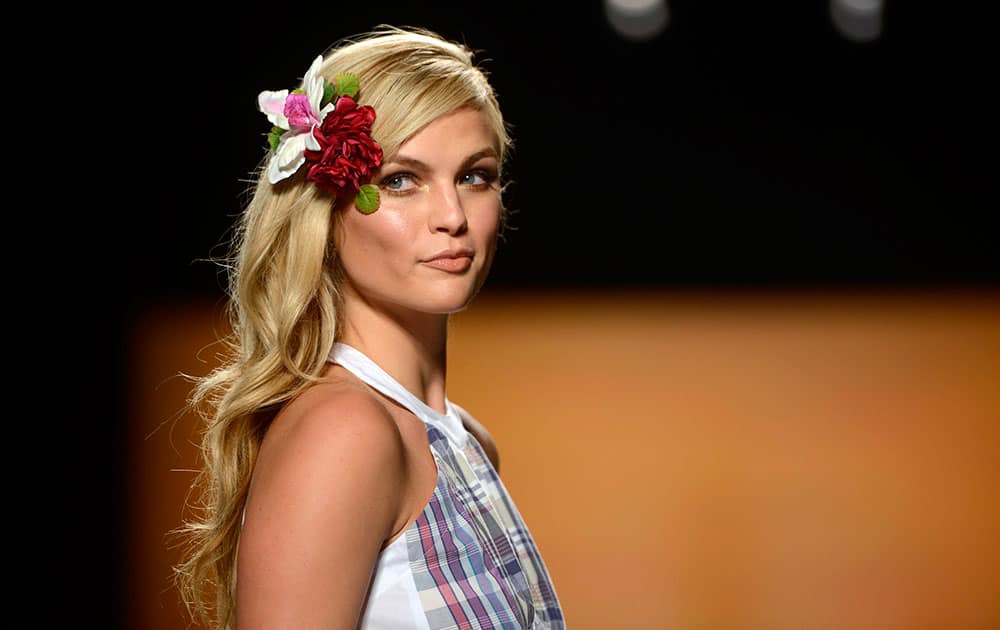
[340,210,414,265]
[473,199,502,247]
[477,203,500,259]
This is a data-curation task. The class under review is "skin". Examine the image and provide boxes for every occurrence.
[236,106,503,630]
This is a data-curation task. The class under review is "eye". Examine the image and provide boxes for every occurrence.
[460,169,498,188]
[380,172,417,193]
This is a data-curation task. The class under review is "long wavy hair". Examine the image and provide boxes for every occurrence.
[172,25,512,629]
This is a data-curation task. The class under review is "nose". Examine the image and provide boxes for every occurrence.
[429,182,468,235]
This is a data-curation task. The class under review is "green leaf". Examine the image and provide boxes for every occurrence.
[322,80,336,107]
[334,73,359,99]
[267,126,284,151]
[291,88,306,95]
[354,184,380,214]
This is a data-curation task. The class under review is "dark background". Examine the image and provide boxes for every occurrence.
[18,1,996,625]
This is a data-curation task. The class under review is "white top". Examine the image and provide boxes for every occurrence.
[329,342,465,629]
[357,526,428,630]
[243,342,565,629]
[334,343,565,629]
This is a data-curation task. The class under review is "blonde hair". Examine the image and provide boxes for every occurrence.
[172,25,511,629]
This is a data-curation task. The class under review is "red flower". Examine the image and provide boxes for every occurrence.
[303,95,382,196]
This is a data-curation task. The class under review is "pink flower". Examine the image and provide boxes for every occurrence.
[257,55,334,184]
[283,93,321,129]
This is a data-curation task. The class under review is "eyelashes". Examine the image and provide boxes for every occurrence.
[378,173,416,194]
[377,168,499,196]
[459,169,499,187]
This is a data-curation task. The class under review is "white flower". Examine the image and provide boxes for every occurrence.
[256,55,336,184]
[258,89,290,129]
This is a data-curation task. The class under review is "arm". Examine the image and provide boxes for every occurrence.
[236,387,406,630]
[453,402,501,474]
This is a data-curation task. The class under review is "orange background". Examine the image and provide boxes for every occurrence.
[127,288,1000,629]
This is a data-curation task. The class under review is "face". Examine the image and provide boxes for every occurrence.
[334,106,502,317]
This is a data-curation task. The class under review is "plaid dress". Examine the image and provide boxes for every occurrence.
[330,343,566,629]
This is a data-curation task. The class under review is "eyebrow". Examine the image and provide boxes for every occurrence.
[383,147,499,172]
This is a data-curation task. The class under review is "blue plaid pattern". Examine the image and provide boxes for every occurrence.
[328,343,564,628]
[403,423,565,629]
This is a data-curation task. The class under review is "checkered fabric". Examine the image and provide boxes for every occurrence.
[404,422,565,629]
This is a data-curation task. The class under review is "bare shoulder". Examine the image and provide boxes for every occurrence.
[452,401,501,473]
[237,380,407,627]
[247,379,408,538]
[260,379,406,481]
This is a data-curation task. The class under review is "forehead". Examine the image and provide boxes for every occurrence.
[388,107,499,164]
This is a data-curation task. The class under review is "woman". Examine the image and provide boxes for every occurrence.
[174,25,565,629]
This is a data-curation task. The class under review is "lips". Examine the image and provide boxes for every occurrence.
[423,247,474,262]
[421,246,475,272]
[422,256,472,272]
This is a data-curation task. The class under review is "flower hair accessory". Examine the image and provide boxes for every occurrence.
[257,56,383,214]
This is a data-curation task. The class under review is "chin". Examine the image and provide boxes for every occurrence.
[419,284,484,314]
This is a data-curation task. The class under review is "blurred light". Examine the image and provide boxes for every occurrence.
[604,0,670,42]
[830,0,885,42]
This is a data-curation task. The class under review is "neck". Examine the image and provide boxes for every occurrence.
[338,290,450,415]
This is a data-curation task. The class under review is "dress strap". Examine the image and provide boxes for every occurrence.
[328,342,468,446]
